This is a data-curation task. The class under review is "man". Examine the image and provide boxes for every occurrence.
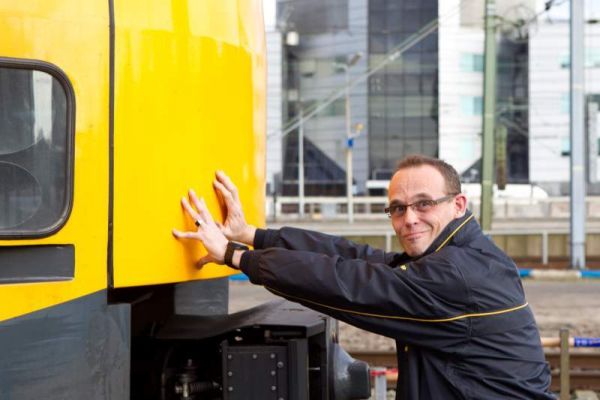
[173,155,554,399]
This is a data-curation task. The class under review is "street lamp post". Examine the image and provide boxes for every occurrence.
[298,104,305,219]
[343,52,362,223]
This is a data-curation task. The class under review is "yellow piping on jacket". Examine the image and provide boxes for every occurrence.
[266,289,529,323]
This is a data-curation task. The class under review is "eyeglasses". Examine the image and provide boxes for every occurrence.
[384,194,458,218]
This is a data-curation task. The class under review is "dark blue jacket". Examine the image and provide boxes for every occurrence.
[240,211,554,399]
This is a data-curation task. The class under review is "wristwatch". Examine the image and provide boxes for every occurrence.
[224,241,249,269]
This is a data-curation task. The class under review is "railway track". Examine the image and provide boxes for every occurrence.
[350,350,600,391]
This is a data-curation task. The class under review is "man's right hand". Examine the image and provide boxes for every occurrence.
[213,170,256,246]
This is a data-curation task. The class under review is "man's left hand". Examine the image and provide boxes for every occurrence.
[172,189,228,268]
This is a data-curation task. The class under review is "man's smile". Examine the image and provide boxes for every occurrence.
[403,230,428,241]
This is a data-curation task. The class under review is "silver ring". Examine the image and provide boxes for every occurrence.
[195,220,202,228]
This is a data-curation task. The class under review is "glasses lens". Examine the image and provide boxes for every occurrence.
[392,205,406,216]
[414,200,434,212]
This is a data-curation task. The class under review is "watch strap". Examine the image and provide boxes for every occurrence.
[224,241,249,269]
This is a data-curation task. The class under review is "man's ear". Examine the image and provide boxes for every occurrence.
[454,194,468,218]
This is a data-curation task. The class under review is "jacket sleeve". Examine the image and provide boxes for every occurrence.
[240,247,471,351]
[254,227,396,265]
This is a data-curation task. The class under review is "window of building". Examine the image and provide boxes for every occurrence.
[460,138,476,159]
[561,137,570,156]
[303,98,346,117]
[460,53,484,72]
[460,96,483,116]
[299,59,317,78]
[560,49,600,69]
[367,0,439,175]
[561,93,570,114]
[0,60,74,237]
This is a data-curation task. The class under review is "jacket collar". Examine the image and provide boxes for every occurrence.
[392,210,478,265]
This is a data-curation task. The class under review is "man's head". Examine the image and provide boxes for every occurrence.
[387,155,467,257]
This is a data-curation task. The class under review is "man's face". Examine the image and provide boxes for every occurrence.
[388,165,466,257]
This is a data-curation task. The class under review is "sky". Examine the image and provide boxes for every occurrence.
[263,0,276,29]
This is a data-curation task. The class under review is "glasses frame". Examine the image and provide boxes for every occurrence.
[384,193,459,218]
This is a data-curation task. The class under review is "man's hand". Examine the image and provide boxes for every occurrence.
[213,170,256,245]
[172,189,229,268]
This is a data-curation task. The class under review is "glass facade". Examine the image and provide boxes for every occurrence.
[497,39,529,182]
[367,0,439,177]
[279,0,348,35]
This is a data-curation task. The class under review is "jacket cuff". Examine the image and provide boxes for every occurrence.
[240,250,263,285]
[253,228,267,249]
[253,228,280,249]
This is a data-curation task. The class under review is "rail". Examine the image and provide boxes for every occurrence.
[266,196,600,266]
[267,195,600,221]
[283,226,600,267]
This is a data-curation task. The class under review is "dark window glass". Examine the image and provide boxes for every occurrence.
[370,34,388,54]
[370,10,386,32]
[402,74,421,95]
[404,139,423,154]
[388,32,405,49]
[370,0,387,11]
[387,117,404,135]
[386,10,402,30]
[401,52,421,73]
[387,140,402,158]
[421,117,438,137]
[421,35,438,52]
[404,0,420,10]
[370,117,387,135]
[368,0,439,177]
[421,73,436,95]
[369,75,385,94]
[403,117,422,137]
[280,0,348,34]
[386,74,405,96]
[422,139,438,157]
[401,10,421,31]
[0,63,73,237]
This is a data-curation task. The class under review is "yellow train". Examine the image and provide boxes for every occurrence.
[0,1,368,399]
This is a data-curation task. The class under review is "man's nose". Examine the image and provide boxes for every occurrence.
[403,206,419,224]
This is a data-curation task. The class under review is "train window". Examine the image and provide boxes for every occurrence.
[0,60,74,238]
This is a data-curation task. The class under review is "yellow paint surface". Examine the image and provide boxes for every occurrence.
[112,0,266,287]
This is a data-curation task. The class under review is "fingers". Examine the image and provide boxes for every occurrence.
[181,196,200,221]
[216,171,239,202]
[172,228,198,240]
[188,189,214,224]
[195,255,213,268]
[188,188,203,214]
[213,180,236,206]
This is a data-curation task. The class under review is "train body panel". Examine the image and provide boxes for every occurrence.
[0,1,110,322]
[0,290,130,399]
[112,0,266,287]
